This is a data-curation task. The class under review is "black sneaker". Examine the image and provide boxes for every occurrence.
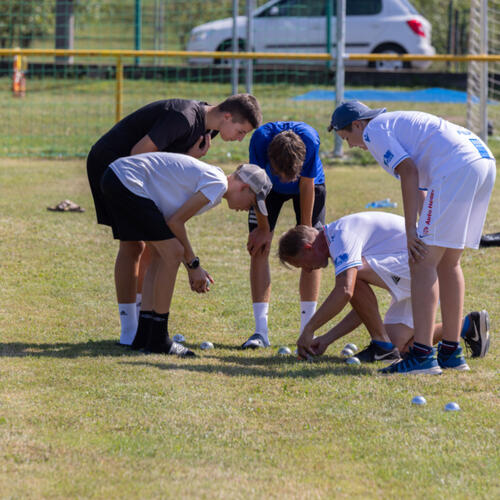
[356,341,401,363]
[168,341,196,358]
[462,310,490,358]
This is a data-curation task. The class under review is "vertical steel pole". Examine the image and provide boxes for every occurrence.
[116,56,124,123]
[232,0,239,94]
[135,0,142,66]
[245,0,254,94]
[326,0,333,70]
[55,0,74,64]
[479,0,488,142]
[333,0,345,157]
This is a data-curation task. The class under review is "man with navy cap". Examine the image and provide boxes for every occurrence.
[328,100,496,375]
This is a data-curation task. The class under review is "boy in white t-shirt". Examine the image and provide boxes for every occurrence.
[100,152,272,356]
[277,212,490,364]
[329,101,496,374]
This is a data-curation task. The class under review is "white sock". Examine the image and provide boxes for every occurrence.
[300,301,317,334]
[253,302,269,342]
[118,303,138,345]
[135,293,142,318]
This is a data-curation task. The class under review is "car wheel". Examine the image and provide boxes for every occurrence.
[369,43,410,71]
[214,39,246,66]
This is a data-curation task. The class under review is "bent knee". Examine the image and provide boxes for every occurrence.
[119,240,146,259]
[152,238,184,264]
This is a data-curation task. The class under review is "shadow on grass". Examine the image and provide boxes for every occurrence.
[0,341,373,378]
[0,340,139,358]
[121,354,372,379]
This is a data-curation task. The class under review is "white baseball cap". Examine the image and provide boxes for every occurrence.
[236,164,272,216]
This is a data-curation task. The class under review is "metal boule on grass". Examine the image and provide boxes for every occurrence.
[200,341,214,350]
[345,356,360,365]
[444,402,460,412]
[172,334,186,343]
[341,347,354,357]
[278,346,291,355]
[345,343,358,353]
[411,396,427,405]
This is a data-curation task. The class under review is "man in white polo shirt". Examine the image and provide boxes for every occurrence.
[100,152,272,356]
[278,212,490,366]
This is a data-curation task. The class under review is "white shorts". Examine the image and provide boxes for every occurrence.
[417,158,496,249]
[365,252,413,328]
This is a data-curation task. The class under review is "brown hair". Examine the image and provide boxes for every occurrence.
[267,130,306,181]
[278,225,317,266]
[216,94,262,129]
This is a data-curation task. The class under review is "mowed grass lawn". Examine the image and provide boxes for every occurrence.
[0,157,499,499]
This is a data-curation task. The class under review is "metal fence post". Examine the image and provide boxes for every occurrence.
[232,0,239,94]
[333,0,345,157]
[116,56,124,123]
[245,0,254,94]
[135,0,142,66]
[479,0,488,142]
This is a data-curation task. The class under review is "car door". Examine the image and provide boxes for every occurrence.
[326,0,384,66]
[254,0,327,58]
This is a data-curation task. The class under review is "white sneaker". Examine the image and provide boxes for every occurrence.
[168,341,196,357]
[241,333,270,349]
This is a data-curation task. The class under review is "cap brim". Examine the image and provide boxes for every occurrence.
[256,198,268,216]
[360,107,386,120]
[327,124,334,132]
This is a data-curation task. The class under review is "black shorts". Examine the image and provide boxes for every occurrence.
[100,168,175,241]
[87,145,120,226]
[248,183,326,232]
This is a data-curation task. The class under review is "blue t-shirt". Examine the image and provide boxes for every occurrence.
[249,121,325,195]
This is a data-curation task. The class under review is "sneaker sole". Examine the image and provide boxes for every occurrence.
[479,310,490,358]
[381,365,443,375]
[242,342,268,349]
[442,363,470,371]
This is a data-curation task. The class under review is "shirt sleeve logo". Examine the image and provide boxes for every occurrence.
[334,253,348,267]
[363,132,370,143]
[383,150,394,166]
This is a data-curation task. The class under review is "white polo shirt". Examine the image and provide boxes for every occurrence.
[324,212,407,276]
[362,111,494,188]
[109,152,227,218]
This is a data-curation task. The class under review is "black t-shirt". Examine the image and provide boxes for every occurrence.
[92,99,217,157]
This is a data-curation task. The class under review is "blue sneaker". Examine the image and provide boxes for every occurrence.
[437,343,470,371]
[379,347,442,375]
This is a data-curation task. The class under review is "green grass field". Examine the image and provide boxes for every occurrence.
[0,156,498,499]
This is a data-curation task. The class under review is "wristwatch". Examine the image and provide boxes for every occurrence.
[186,257,200,269]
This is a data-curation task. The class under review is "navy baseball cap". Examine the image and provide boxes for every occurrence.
[328,100,386,132]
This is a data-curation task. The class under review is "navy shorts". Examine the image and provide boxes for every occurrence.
[248,183,326,232]
[99,168,175,241]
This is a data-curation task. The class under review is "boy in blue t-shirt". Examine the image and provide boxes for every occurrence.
[242,121,327,349]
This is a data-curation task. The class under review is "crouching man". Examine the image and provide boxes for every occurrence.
[278,212,490,372]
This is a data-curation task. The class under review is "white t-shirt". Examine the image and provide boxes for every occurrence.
[109,152,228,218]
[324,212,407,276]
[363,111,494,188]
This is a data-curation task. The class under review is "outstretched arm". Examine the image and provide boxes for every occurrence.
[297,267,357,359]
[166,192,213,293]
[299,176,315,227]
[310,309,362,355]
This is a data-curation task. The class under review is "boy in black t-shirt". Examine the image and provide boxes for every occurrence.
[87,94,262,345]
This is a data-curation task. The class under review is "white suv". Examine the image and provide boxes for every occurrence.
[187,0,435,70]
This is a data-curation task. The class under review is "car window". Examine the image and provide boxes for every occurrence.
[399,0,419,15]
[257,0,325,17]
[346,0,383,16]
